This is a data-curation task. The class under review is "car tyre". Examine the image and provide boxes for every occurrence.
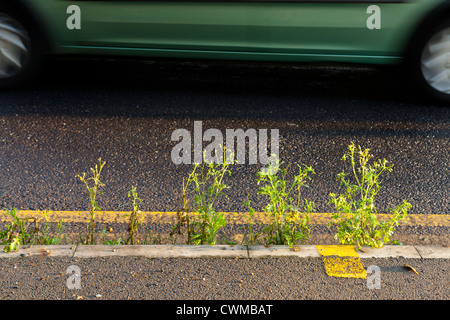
[0,4,41,89]
[410,19,450,105]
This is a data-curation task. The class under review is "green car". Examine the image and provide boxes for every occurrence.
[2,0,450,102]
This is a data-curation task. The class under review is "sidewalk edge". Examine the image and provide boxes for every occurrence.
[0,245,448,259]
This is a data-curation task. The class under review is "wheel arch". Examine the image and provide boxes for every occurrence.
[403,0,450,63]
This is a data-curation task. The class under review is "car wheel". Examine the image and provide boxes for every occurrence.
[0,8,38,88]
[413,21,450,104]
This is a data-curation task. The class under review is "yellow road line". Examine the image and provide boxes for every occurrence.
[316,245,367,279]
[0,210,449,226]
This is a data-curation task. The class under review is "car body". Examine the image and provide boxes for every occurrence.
[2,0,450,101]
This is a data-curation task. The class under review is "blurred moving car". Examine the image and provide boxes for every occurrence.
[1,0,450,102]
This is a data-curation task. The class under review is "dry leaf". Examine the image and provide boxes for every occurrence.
[403,264,419,275]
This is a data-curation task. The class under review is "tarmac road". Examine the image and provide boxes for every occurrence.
[0,58,448,216]
[0,256,448,300]
[0,58,448,302]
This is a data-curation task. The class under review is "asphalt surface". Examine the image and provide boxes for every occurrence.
[0,256,448,300]
[0,58,449,301]
[0,58,448,216]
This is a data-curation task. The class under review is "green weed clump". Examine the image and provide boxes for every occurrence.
[171,149,232,245]
[245,159,315,247]
[0,208,65,252]
[0,144,412,250]
[329,142,411,249]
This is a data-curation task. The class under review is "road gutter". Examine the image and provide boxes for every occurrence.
[1,211,449,227]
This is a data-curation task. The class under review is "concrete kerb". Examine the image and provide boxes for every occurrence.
[0,245,76,258]
[247,245,321,258]
[73,245,249,259]
[0,245,449,259]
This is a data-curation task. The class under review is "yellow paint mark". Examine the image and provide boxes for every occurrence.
[322,257,367,279]
[317,245,366,279]
[316,245,359,257]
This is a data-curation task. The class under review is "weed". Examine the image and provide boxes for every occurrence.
[76,158,106,245]
[171,148,232,245]
[143,230,164,245]
[101,227,123,245]
[252,158,315,247]
[0,209,66,251]
[329,142,411,249]
[0,145,413,250]
[170,167,197,244]
[35,211,66,245]
[190,158,230,245]
[123,186,142,245]
[1,208,33,251]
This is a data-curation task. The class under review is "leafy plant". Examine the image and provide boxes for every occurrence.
[0,209,66,252]
[171,148,232,245]
[1,208,33,252]
[123,186,142,245]
[6,237,20,253]
[101,227,123,245]
[77,158,106,245]
[142,230,165,245]
[170,167,197,244]
[253,158,315,247]
[329,142,411,249]
[35,211,65,245]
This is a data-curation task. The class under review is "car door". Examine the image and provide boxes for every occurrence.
[247,2,428,58]
[53,1,255,52]
[36,0,443,60]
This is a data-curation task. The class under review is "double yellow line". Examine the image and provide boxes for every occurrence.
[1,210,449,227]
[2,210,447,278]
